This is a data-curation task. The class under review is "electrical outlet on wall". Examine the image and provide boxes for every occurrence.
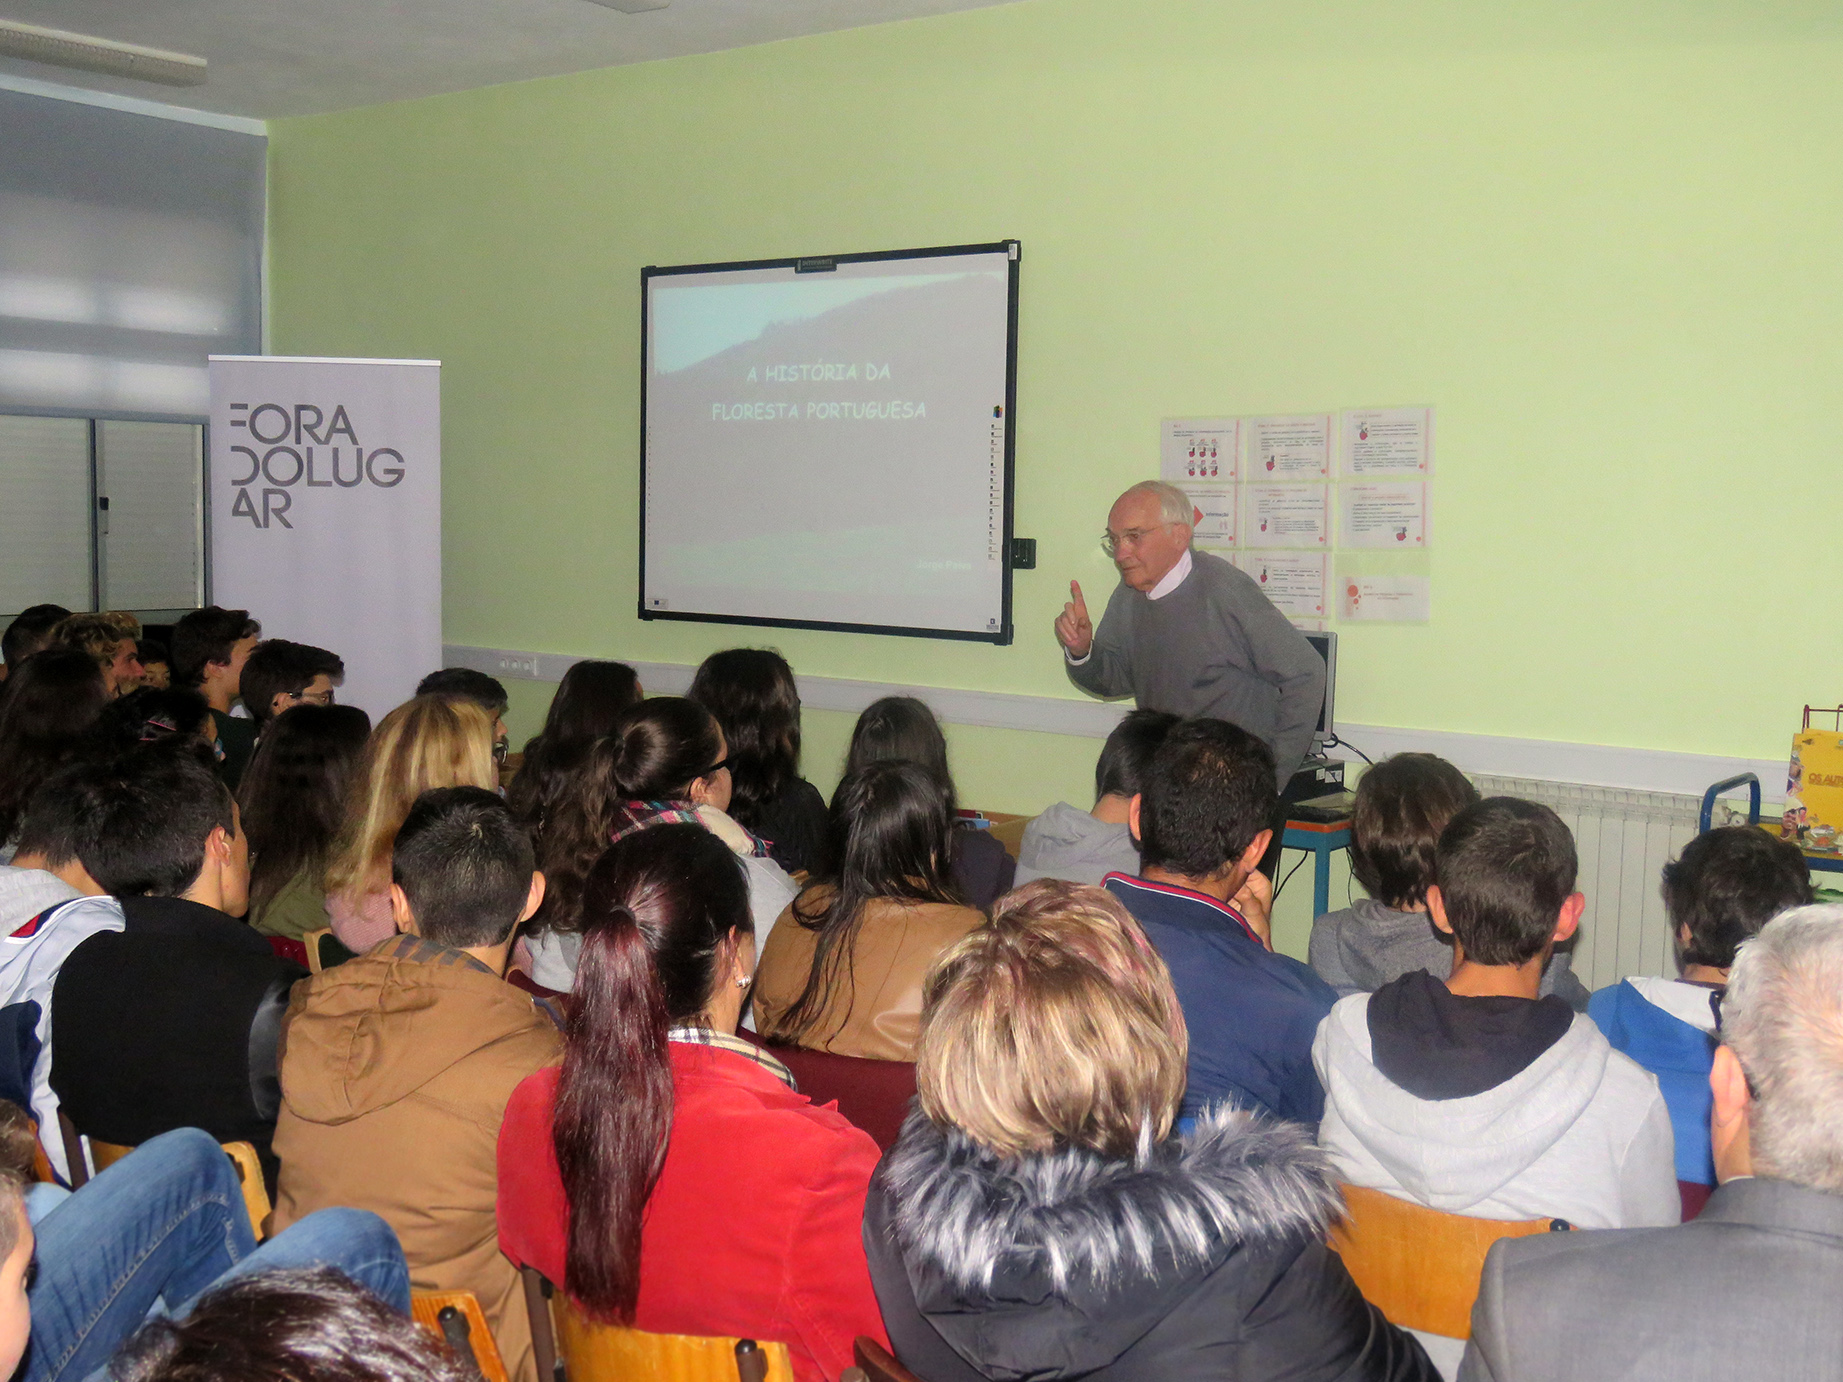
[496,652,539,678]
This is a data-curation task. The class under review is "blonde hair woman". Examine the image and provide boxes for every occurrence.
[863,879,1438,1382]
[324,695,497,953]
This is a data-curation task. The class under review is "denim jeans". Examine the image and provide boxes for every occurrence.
[23,1128,409,1382]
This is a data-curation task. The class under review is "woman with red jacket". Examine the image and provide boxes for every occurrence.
[496,823,887,1382]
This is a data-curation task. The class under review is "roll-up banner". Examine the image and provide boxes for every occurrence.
[207,356,441,719]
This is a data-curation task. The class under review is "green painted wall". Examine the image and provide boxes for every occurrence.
[269,0,1843,951]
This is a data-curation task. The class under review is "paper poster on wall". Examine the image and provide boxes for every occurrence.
[1181,483,1237,547]
[1342,407,1433,477]
[1247,413,1333,480]
[1340,481,1428,548]
[1161,417,1240,484]
[1339,572,1431,623]
[1232,550,1328,618]
[1242,483,1330,547]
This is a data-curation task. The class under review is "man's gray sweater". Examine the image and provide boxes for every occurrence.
[1067,551,1326,785]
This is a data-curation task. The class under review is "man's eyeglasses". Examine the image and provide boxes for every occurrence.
[1101,523,1173,558]
[290,689,336,707]
[493,737,510,767]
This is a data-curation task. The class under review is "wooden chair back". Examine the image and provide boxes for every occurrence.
[1329,1184,1570,1338]
[412,1289,511,1382]
[853,1338,929,1382]
[302,928,333,975]
[56,1114,272,1240]
[520,1267,794,1382]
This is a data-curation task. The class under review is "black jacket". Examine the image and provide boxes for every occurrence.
[746,777,831,877]
[864,1107,1435,1382]
[51,895,305,1174]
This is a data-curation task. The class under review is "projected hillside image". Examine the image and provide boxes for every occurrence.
[642,249,1014,638]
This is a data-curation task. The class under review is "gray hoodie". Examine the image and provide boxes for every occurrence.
[1310,897,1590,1009]
[1314,991,1679,1230]
[1013,802,1141,888]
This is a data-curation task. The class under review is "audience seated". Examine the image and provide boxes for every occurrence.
[864,879,1436,1382]
[1461,906,1843,1381]
[689,648,830,875]
[415,668,511,767]
[754,760,984,1061]
[169,608,263,788]
[323,696,498,954]
[1316,797,1678,1232]
[113,1267,464,1382]
[1014,707,1176,886]
[239,639,345,738]
[51,741,306,1177]
[505,658,642,839]
[1107,718,1337,1123]
[519,697,797,993]
[842,696,1016,909]
[135,640,171,691]
[0,1124,408,1382]
[497,824,886,1382]
[275,787,561,1382]
[1588,825,1810,1193]
[0,649,109,859]
[48,612,144,700]
[0,770,125,1178]
[1311,754,1588,1008]
[0,606,71,688]
[240,705,374,941]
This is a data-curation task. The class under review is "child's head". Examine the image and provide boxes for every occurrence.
[390,787,539,950]
[1349,753,1479,910]
[1432,797,1580,967]
[1663,826,1813,972]
[0,1102,37,1381]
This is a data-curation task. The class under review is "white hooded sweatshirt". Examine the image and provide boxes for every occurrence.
[1314,990,1680,1230]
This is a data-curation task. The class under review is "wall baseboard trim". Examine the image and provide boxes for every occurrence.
[444,642,1786,800]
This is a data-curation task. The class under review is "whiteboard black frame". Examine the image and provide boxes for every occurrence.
[638,239,1021,644]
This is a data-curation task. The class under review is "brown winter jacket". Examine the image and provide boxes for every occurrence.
[271,935,562,1382]
[753,888,985,1062]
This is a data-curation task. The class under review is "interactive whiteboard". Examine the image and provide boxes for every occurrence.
[640,241,1019,642]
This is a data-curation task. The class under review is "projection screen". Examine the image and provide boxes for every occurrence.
[640,241,1020,643]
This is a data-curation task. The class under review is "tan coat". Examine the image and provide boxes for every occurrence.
[272,935,562,1382]
[753,888,984,1062]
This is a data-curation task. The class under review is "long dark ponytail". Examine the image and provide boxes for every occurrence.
[551,823,751,1320]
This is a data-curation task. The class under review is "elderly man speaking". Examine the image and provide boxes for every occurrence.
[1057,480,1326,789]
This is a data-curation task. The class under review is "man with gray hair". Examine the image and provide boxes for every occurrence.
[1056,480,1324,789]
[1459,904,1843,1381]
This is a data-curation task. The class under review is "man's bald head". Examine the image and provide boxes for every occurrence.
[1107,482,1194,593]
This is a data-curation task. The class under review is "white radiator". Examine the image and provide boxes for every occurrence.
[1469,776,1711,992]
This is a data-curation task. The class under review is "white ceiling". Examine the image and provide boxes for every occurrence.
[0,0,1023,120]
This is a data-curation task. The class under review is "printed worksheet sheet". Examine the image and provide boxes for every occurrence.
[1182,483,1237,547]
[1161,417,1240,484]
[1247,413,1333,480]
[1340,481,1428,548]
[1242,484,1331,547]
[1233,550,1328,618]
[1342,407,1434,477]
[1339,573,1432,622]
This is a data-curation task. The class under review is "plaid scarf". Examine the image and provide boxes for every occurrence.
[609,800,772,858]
[667,1026,797,1090]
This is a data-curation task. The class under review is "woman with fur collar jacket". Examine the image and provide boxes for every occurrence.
[863,880,1436,1382]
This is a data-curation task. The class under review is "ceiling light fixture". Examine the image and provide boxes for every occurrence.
[0,18,207,86]
[581,0,671,12]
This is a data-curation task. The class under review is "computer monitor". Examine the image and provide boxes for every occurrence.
[1303,630,1337,751]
